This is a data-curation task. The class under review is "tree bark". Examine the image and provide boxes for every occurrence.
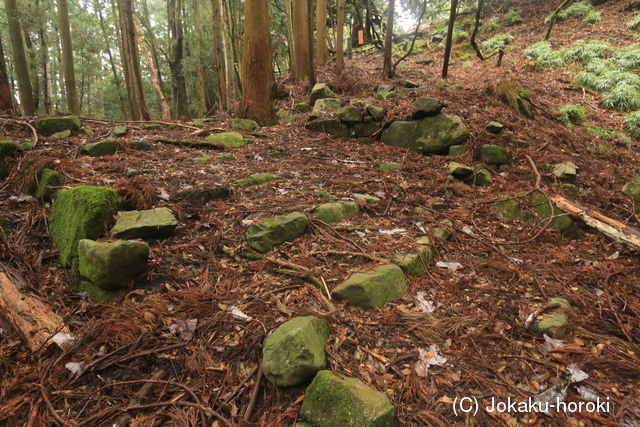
[57,0,81,115]
[291,0,311,80]
[0,35,14,112]
[37,0,52,114]
[239,0,273,125]
[441,0,459,79]
[336,0,345,74]
[315,0,328,67]
[193,0,210,115]
[211,0,228,111]
[307,0,316,86]
[383,0,395,78]
[4,0,35,115]
[168,0,189,119]
[96,0,128,117]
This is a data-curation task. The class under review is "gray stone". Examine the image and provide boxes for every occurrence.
[110,207,178,239]
[332,264,407,308]
[80,140,118,157]
[480,144,508,165]
[411,97,444,119]
[310,83,335,105]
[552,162,578,182]
[78,239,149,290]
[310,98,342,118]
[246,212,308,253]
[486,121,505,134]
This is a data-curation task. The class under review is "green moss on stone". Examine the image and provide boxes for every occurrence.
[480,144,508,165]
[332,264,407,308]
[314,202,358,223]
[111,125,128,137]
[236,173,277,187]
[246,212,308,253]
[33,116,81,136]
[380,162,400,171]
[207,131,245,147]
[34,169,65,200]
[79,281,127,304]
[0,140,18,158]
[79,140,118,157]
[78,239,149,290]
[232,118,260,131]
[110,207,178,239]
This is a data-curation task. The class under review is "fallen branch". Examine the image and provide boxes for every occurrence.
[0,272,71,352]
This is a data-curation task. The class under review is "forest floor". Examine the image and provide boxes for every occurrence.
[1,1,639,426]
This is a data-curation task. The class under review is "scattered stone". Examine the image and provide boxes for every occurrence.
[481,144,508,165]
[394,242,434,276]
[34,169,65,200]
[78,125,94,134]
[33,115,81,136]
[380,162,400,171]
[552,162,578,182]
[533,298,571,339]
[217,154,235,162]
[448,162,474,180]
[126,169,157,177]
[353,193,380,204]
[300,370,395,427]
[110,207,178,239]
[310,98,342,118]
[207,131,245,147]
[486,77,534,118]
[305,118,350,137]
[50,129,72,139]
[332,264,406,308]
[191,117,216,127]
[142,123,162,131]
[276,109,294,124]
[315,190,337,201]
[49,186,122,267]
[622,177,640,202]
[294,102,312,113]
[352,121,381,138]
[381,114,469,155]
[375,90,397,100]
[411,97,444,119]
[246,211,308,253]
[448,144,466,156]
[310,83,335,105]
[236,173,277,187]
[432,227,451,241]
[111,125,128,137]
[78,239,149,291]
[560,183,579,199]
[337,106,361,124]
[377,84,395,93]
[486,121,505,134]
[314,201,358,223]
[0,140,18,157]
[400,78,419,88]
[431,201,448,210]
[195,156,212,164]
[261,316,330,387]
[232,118,260,131]
[181,187,231,206]
[79,140,118,157]
[128,140,150,151]
[366,104,386,121]
[473,168,493,186]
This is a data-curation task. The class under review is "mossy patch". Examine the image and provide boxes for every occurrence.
[236,173,277,187]
[33,116,81,136]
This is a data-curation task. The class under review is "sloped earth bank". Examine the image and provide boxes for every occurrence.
[1,6,640,427]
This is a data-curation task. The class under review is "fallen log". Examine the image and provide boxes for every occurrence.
[0,272,72,352]
[550,195,640,250]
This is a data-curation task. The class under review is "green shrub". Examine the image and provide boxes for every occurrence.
[504,9,523,26]
[628,14,640,30]
[482,17,500,33]
[525,41,567,68]
[624,111,640,139]
[558,104,587,127]
[482,33,514,51]
[564,40,611,64]
[602,83,640,111]
[453,29,469,43]
[613,45,640,69]
[559,1,594,19]
[584,10,601,24]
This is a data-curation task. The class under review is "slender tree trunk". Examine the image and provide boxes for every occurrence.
[315,0,328,67]
[291,0,311,80]
[134,16,171,120]
[239,0,273,125]
[307,0,316,86]
[4,0,35,115]
[442,0,459,79]
[96,0,127,116]
[168,0,189,119]
[224,0,242,95]
[336,0,345,74]
[140,0,166,98]
[193,0,210,114]
[57,0,81,114]
[383,0,395,78]
[37,0,52,114]
[0,35,14,112]
[211,0,228,111]
[285,0,295,74]
[21,28,39,112]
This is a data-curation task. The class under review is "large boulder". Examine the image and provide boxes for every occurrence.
[78,239,149,290]
[49,186,122,268]
[110,207,178,239]
[310,98,342,119]
[310,83,335,105]
[300,370,395,426]
[332,264,407,308]
[33,115,81,136]
[381,114,469,155]
[261,316,330,387]
[313,202,358,223]
[246,211,308,253]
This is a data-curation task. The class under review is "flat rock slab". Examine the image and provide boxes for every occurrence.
[110,207,178,239]
[49,186,122,268]
[261,316,330,387]
[313,202,358,223]
[80,140,118,157]
[300,370,395,426]
[332,264,407,308]
[411,97,444,119]
[33,115,81,136]
[246,212,308,253]
[78,239,149,291]
[207,131,245,147]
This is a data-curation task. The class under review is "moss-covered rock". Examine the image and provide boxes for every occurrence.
[79,140,118,157]
[78,125,94,134]
[411,97,444,119]
[623,177,640,202]
[366,104,386,121]
[49,186,122,268]
[352,121,382,138]
[473,168,493,186]
[17,141,34,151]
[305,118,350,137]
[111,125,128,137]
[207,131,245,147]
[78,281,128,304]
[232,118,260,131]
[78,239,149,291]
[128,140,151,151]
[552,162,578,182]
[448,144,466,155]
[246,211,308,253]
[261,316,330,387]
[0,140,18,158]
[126,169,157,177]
[195,156,212,164]
[310,83,335,105]
[486,77,534,118]
[448,162,474,180]
[380,162,400,171]
[33,115,81,136]
[310,98,342,118]
[300,370,395,427]
[337,106,361,124]
[294,102,312,113]
[315,190,337,201]
[332,264,407,308]
[235,172,277,187]
[0,160,8,180]
[381,114,469,155]
[353,193,380,204]
[50,129,72,139]
[533,299,571,338]
[277,109,295,124]
[560,183,579,199]
[180,187,231,206]
[34,169,65,200]
[486,121,505,134]
[480,144,508,165]
[314,202,358,223]
[395,241,435,276]
[142,123,162,131]
[110,207,178,239]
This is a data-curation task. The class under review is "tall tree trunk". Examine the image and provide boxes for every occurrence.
[315,0,328,67]
[211,0,228,111]
[0,35,14,112]
[168,0,189,119]
[442,0,459,79]
[383,0,395,78]
[96,0,127,116]
[239,0,273,125]
[21,27,39,112]
[134,16,171,120]
[57,0,81,115]
[291,0,311,80]
[37,0,52,114]
[336,0,345,74]
[4,0,35,115]
[193,0,210,115]
[224,0,242,96]
[285,0,295,74]
[307,0,316,86]
[116,0,150,120]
